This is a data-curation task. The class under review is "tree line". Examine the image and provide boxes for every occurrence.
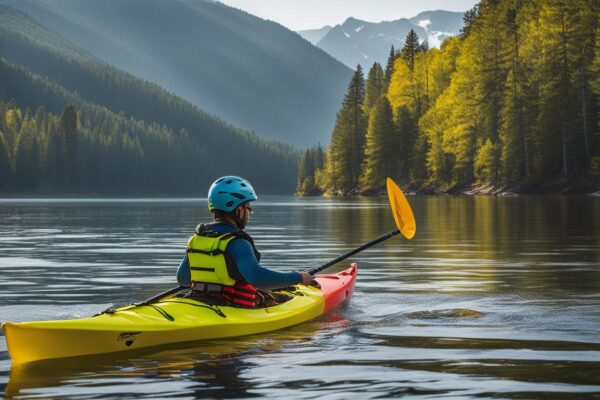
[298,0,600,196]
[0,91,297,194]
[0,33,299,194]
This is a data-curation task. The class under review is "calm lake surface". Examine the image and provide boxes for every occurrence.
[0,195,599,399]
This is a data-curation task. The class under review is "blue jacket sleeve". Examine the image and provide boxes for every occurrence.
[228,238,302,290]
[176,255,191,287]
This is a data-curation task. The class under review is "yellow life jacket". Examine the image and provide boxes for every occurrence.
[186,230,238,286]
[186,223,262,308]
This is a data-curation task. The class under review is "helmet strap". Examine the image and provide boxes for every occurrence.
[213,210,245,230]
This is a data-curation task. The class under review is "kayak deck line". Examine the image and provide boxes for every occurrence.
[2,263,357,365]
[160,299,228,318]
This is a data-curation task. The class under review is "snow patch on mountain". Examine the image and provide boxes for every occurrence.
[301,10,464,68]
[418,19,431,29]
[417,18,452,48]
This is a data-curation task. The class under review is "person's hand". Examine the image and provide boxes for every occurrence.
[297,271,313,285]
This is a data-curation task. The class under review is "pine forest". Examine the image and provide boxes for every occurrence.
[0,5,298,195]
[297,0,600,196]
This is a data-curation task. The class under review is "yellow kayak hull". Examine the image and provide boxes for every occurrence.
[2,264,357,364]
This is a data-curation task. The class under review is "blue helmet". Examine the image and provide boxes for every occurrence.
[207,176,257,212]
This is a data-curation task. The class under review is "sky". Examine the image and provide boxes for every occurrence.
[217,0,479,31]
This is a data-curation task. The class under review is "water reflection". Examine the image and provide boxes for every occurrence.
[3,313,346,399]
[1,196,599,398]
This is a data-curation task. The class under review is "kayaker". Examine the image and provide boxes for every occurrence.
[176,176,312,307]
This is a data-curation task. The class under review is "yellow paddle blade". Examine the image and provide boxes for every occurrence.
[386,178,416,239]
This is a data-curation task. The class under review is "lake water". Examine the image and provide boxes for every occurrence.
[0,195,599,399]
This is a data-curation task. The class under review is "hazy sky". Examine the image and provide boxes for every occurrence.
[217,0,479,31]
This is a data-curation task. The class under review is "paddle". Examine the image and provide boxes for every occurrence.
[306,178,416,275]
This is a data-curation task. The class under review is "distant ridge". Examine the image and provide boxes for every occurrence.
[1,0,353,147]
[301,11,464,68]
[0,5,299,194]
[297,25,332,44]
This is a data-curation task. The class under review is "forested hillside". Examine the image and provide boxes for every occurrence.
[1,0,352,147]
[0,6,298,194]
[298,0,600,196]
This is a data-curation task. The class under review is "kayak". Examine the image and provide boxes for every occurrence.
[1,264,357,364]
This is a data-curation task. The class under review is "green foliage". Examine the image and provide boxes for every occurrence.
[0,4,303,194]
[4,107,22,150]
[400,29,422,71]
[395,107,419,182]
[296,145,324,196]
[363,63,385,113]
[14,118,40,189]
[0,2,351,147]
[60,105,78,189]
[360,97,397,192]
[0,130,12,187]
[474,138,499,183]
[460,4,480,39]
[42,119,63,189]
[320,66,367,195]
[0,53,299,194]
[384,46,398,87]
[500,70,529,182]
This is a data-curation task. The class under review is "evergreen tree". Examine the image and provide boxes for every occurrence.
[14,119,40,189]
[529,1,577,179]
[461,4,481,38]
[321,66,367,194]
[43,119,63,189]
[477,0,507,149]
[360,97,397,192]
[569,0,599,174]
[401,29,421,71]
[34,105,46,131]
[500,70,528,181]
[314,145,325,172]
[499,3,529,182]
[0,130,12,188]
[60,105,78,189]
[297,149,313,195]
[296,145,326,196]
[474,138,499,183]
[384,46,397,87]
[297,149,311,188]
[590,23,600,177]
[395,106,419,182]
[363,63,385,113]
[4,107,22,150]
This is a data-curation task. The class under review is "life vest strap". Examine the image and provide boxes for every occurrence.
[190,266,216,272]
[191,281,259,308]
[187,248,223,256]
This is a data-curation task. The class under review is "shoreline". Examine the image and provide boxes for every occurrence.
[299,180,600,197]
[1,182,599,199]
[403,181,600,196]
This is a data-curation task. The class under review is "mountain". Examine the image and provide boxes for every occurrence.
[315,17,426,68]
[308,11,464,68]
[409,10,467,47]
[0,0,352,147]
[297,25,332,44]
[0,5,298,194]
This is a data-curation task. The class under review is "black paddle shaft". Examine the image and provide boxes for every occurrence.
[307,229,400,275]
[134,285,184,307]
